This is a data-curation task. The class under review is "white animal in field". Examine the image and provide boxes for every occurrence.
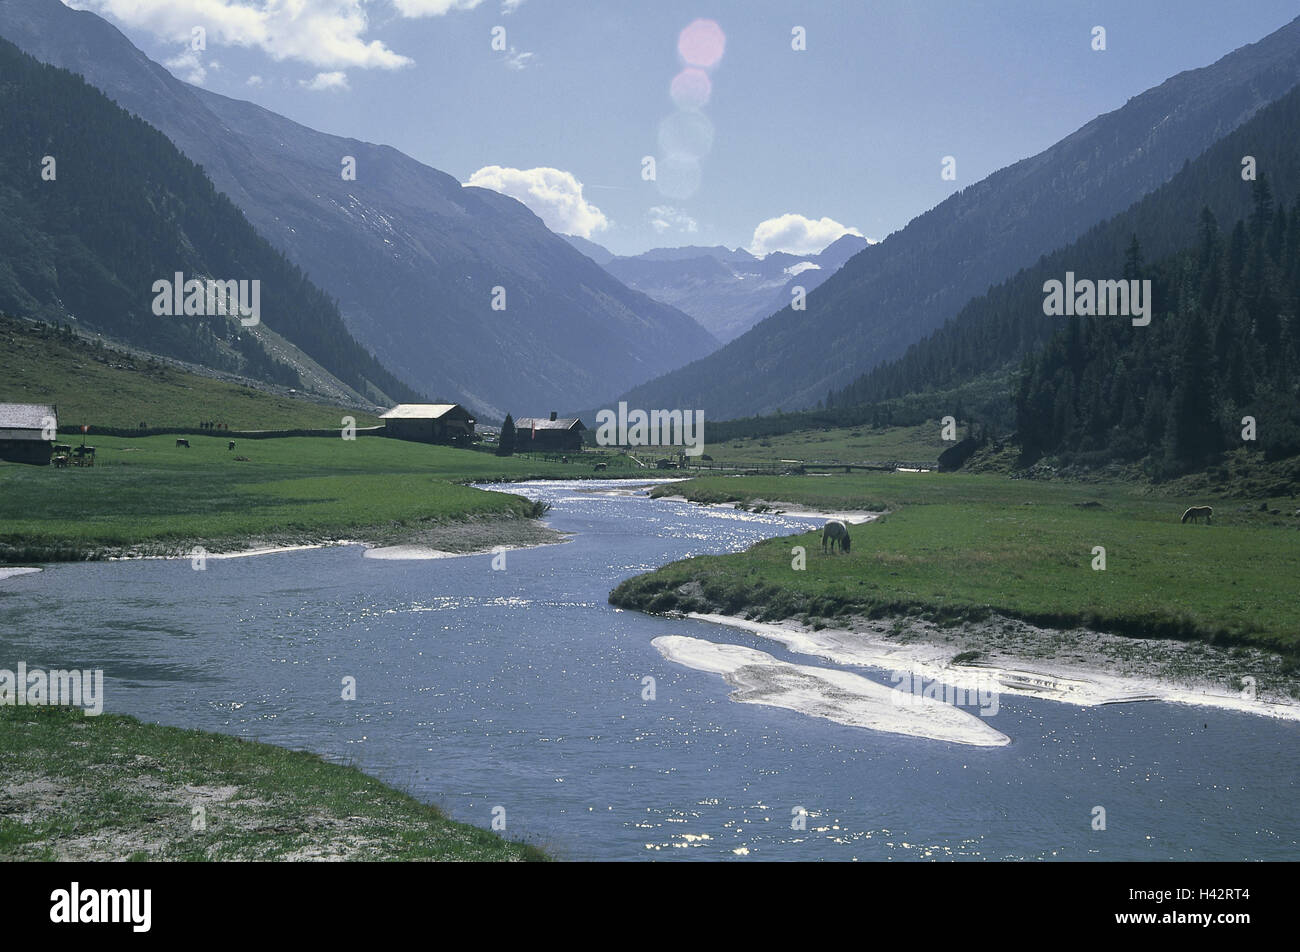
[822,520,851,553]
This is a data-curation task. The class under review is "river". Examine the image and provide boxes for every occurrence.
[1,479,1296,860]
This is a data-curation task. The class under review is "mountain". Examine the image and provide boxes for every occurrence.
[561,235,617,266]
[0,35,421,407]
[612,16,1300,420]
[0,0,718,420]
[828,81,1300,471]
[590,235,873,343]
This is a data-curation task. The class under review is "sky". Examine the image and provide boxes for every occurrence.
[67,0,1300,258]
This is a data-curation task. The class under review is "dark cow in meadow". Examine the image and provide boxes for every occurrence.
[822,520,851,553]
[176,438,190,448]
[228,441,236,451]
[1181,506,1213,524]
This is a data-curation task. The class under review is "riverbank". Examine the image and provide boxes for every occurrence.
[616,473,1300,697]
[0,706,548,861]
[684,612,1300,720]
[0,435,591,563]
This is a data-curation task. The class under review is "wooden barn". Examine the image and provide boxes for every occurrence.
[515,412,586,453]
[380,404,476,446]
[0,403,56,465]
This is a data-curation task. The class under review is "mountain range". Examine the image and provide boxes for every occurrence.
[0,0,718,421]
[565,234,873,343]
[613,15,1300,420]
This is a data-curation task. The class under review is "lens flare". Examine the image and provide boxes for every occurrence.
[670,68,712,109]
[658,110,715,160]
[677,18,725,69]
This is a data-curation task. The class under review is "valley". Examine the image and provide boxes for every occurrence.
[1,0,1297,880]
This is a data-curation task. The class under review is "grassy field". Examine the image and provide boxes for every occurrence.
[0,434,626,561]
[1,316,381,430]
[691,421,949,468]
[0,707,547,861]
[613,472,1300,656]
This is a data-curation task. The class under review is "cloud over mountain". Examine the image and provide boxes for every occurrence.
[749,213,866,257]
[466,165,609,238]
[68,0,510,71]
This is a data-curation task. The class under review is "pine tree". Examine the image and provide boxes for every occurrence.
[497,414,516,457]
[1123,234,1144,281]
[1165,311,1219,469]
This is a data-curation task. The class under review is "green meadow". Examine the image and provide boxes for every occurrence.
[613,472,1300,655]
[0,707,548,861]
[0,433,622,561]
[696,422,948,468]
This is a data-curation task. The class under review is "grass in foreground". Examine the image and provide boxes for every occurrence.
[0,706,547,861]
[0,434,618,561]
[616,472,1300,656]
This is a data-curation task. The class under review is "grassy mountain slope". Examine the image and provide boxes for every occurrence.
[0,314,380,430]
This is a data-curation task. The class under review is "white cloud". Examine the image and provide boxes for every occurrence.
[648,205,698,235]
[163,48,206,84]
[748,214,866,257]
[246,74,264,86]
[301,70,350,92]
[466,166,609,238]
[501,0,527,11]
[71,0,413,71]
[503,47,534,70]
[390,0,484,14]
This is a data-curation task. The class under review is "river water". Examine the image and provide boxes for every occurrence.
[1,479,1296,860]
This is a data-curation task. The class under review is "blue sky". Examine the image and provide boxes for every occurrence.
[72,0,1300,257]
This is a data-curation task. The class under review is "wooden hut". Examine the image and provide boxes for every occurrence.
[0,403,56,465]
[514,412,586,453]
[379,404,476,446]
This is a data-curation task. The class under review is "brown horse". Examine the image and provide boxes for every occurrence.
[1181,506,1213,524]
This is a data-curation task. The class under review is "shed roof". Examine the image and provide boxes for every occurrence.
[380,404,468,420]
[515,417,585,431]
[0,403,56,431]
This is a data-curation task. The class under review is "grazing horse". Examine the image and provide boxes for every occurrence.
[176,438,190,448]
[822,520,851,553]
[1181,505,1213,524]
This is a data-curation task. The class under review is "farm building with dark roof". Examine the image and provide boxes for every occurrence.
[0,402,56,465]
[380,404,476,446]
[514,412,586,453]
